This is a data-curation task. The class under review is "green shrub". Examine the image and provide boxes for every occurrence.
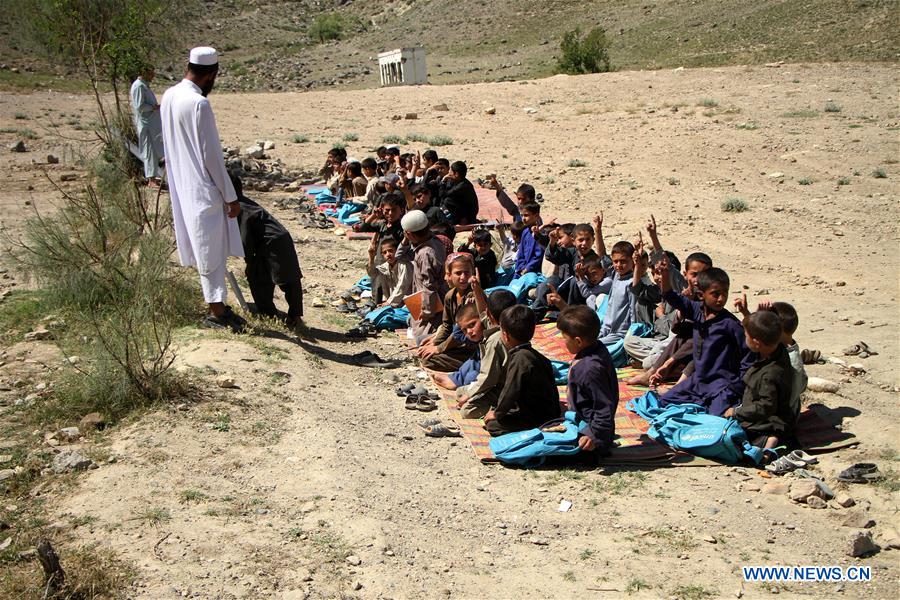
[698,98,719,108]
[872,167,887,178]
[17,128,38,139]
[308,12,344,43]
[798,177,813,185]
[342,132,359,142]
[428,135,453,146]
[837,176,851,185]
[721,197,748,212]
[735,122,758,130]
[291,134,309,143]
[557,27,611,75]
[782,109,819,118]
[406,132,428,143]
[567,159,587,168]
[14,112,28,120]
[382,134,405,144]
[824,101,842,113]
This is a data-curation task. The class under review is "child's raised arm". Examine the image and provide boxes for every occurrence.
[646,214,663,252]
[632,236,648,287]
[470,270,488,315]
[592,212,607,257]
[366,234,379,274]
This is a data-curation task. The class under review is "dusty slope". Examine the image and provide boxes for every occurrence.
[0,63,898,599]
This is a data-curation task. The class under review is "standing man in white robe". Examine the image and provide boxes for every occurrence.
[161,46,246,332]
[129,65,164,186]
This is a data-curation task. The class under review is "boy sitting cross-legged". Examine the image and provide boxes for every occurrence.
[724,310,796,450]
[557,306,618,455]
[655,257,755,416]
[484,306,561,436]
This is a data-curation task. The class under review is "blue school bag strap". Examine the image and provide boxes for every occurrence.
[594,292,609,322]
[549,360,570,385]
[489,411,583,468]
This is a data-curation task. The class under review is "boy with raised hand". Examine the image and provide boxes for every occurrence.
[489,174,537,222]
[450,289,519,419]
[532,223,597,321]
[734,297,807,427]
[366,235,412,311]
[484,305,560,436]
[655,257,755,416]
[458,228,499,289]
[724,310,795,450]
[514,202,545,276]
[557,306,618,455]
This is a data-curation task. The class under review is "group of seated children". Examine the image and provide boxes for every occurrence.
[326,143,808,457]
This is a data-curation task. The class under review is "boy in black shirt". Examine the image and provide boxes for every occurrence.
[458,229,498,288]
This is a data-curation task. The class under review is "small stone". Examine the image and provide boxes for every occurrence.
[51,449,94,474]
[47,154,59,164]
[56,427,81,442]
[789,479,826,503]
[346,555,362,566]
[763,481,790,495]
[404,112,417,120]
[835,281,846,287]
[0,469,14,481]
[79,412,106,431]
[0,455,11,464]
[9,140,26,153]
[244,146,265,159]
[59,173,77,182]
[432,103,449,111]
[311,297,325,308]
[263,140,275,150]
[807,496,827,509]
[216,376,238,389]
[768,172,784,178]
[352,581,363,591]
[23,327,53,341]
[835,493,855,508]
[524,107,538,114]
[806,377,839,393]
[841,511,875,529]
[529,537,549,546]
[484,107,496,115]
[702,535,717,544]
[847,531,878,557]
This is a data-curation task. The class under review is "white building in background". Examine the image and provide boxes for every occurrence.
[377,47,427,86]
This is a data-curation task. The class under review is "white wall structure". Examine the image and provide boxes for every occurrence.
[377,47,427,86]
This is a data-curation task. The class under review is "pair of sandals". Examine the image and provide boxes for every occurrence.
[350,350,399,369]
[765,450,819,475]
[418,418,461,438]
[800,349,824,365]
[405,394,438,412]
[837,463,883,484]
[347,320,378,338]
[842,341,878,359]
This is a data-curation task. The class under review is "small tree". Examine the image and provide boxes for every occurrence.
[309,12,345,43]
[558,27,612,75]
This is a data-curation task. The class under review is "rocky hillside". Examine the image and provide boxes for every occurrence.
[0,0,897,93]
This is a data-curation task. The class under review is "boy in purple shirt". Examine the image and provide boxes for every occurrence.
[514,202,545,275]
[557,306,618,455]
[654,259,755,416]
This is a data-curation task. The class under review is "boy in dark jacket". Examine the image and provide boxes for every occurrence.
[485,305,560,436]
[232,174,303,326]
[724,310,795,449]
[438,160,479,226]
[557,306,618,455]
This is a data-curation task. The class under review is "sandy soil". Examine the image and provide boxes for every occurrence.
[0,63,898,599]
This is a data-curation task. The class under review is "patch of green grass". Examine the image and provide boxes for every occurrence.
[562,570,576,582]
[646,527,698,552]
[567,158,587,168]
[626,578,652,594]
[721,197,749,212]
[382,134,406,144]
[873,467,899,493]
[848,123,863,129]
[782,109,819,118]
[872,167,887,179]
[0,290,50,344]
[672,584,716,600]
[179,489,208,503]
[591,471,647,496]
[837,176,851,186]
[341,132,359,142]
[735,121,759,130]
[406,132,428,143]
[668,177,680,185]
[428,134,453,146]
[14,112,28,120]
[291,134,309,143]
[579,549,594,560]
[697,98,718,108]
[798,177,813,185]
[824,101,842,113]
[17,128,38,139]
[310,530,354,564]
[544,176,555,184]
[203,508,219,516]
[133,507,170,526]
[211,412,230,432]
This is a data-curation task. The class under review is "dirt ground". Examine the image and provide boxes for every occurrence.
[0,63,898,599]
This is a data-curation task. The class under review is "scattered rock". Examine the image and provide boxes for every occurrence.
[244,145,266,159]
[702,535,717,544]
[24,327,53,341]
[404,112,417,120]
[789,479,827,503]
[262,140,275,150]
[835,493,855,508]
[763,481,790,495]
[59,173,77,182]
[432,103,449,111]
[841,511,875,529]
[524,107,538,114]
[352,581,363,591]
[847,531,878,557]
[0,469,14,481]
[0,454,11,464]
[79,412,106,431]
[768,172,784,178]
[879,529,900,550]
[806,377,839,393]
[807,496,827,509]
[56,427,81,443]
[346,555,362,566]
[51,449,94,474]
[47,154,59,164]
[9,140,26,153]
[529,536,549,546]
[484,107,496,115]
[311,297,325,308]
[216,376,238,389]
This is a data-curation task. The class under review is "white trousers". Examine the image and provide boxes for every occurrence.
[199,262,227,304]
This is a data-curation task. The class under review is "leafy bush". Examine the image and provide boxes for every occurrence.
[291,134,309,143]
[428,135,453,146]
[18,128,38,139]
[735,121,758,130]
[406,132,428,143]
[382,134,405,144]
[698,98,719,108]
[567,159,587,168]
[798,177,813,185]
[824,101,842,113]
[557,27,611,75]
[721,197,749,212]
[341,132,359,142]
[837,176,851,185]
[309,12,344,43]
[872,167,887,178]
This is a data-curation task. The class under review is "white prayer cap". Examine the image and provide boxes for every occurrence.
[189,47,218,66]
[386,144,399,151]
[401,210,429,233]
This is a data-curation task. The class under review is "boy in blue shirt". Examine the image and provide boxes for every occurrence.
[514,202,545,275]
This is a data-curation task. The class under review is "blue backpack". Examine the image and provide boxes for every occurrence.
[489,411,585,467]
[550,360,570,385]
[627,391,763,464]
[484,272,546,304]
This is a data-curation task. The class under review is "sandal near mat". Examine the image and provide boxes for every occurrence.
[837,463,882,484]
[800,349,823,365]
[414,396,437,412]
[765,455,806,475]
[396,383,417,397]
[404,395,421,410]
[787,450,818,465]
[424,423,461,438]
[418,418,442,430]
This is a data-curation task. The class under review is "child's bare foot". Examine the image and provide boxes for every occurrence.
[431,372,457,390]
[625,370,652,387]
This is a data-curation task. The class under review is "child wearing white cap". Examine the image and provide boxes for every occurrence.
[395,210,449,343]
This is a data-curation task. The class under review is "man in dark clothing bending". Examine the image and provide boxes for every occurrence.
[231,174,303,326]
